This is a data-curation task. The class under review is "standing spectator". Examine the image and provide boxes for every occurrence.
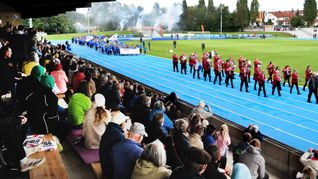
[191,101,213,120]
[169,147,211,179]
[272,66,282,96]
[307,72,318,104]
[82,93,111,149]
[216,124,231,169]
[131,95,151,127]
[233,132,252,163]
[180,53,187,75]
[131,140,171,179]
[238,139,269,179]
[50,63,68,94]
[111,122,147,179]
[202,54,211,82]
[303,65,312,91]
[290,69,301,95]
[282,65,291,87]
[300,148,318,178]
[258,70,267,97]
[172,53,179,72]
[201,42,205,52]
[267,61,275,83]
[173,40,177,49]
[240,63,249,93]
[68,80,92,127]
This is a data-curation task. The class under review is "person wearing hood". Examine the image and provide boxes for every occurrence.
[238,139,268,179]
[131,140,171,179]
[148,100,173,133]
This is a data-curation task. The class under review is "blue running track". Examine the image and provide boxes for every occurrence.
[55,41,318,152]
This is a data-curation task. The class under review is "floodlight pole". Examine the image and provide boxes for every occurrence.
[220,4,224,36]
[87,8,90,34]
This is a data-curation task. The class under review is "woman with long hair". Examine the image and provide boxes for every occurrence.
[216,124,231,169]
[82,93,111,149]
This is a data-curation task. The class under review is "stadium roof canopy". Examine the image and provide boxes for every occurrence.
[1,0,115,18]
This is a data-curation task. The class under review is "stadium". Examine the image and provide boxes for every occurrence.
[1,0,318,179]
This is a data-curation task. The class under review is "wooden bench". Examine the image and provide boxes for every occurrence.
[29,134,68,179]
[90,162,104,179]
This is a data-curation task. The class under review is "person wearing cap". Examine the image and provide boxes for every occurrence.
[68,80,92,127]
[111,122,147,179]
[82,93,111,149]
[300,148,318,178]
[307,72,318,104]
[131,140,172,179]
[238,139,269,179]
[50,63,68,94]
[191,101,213,120]
[169,147,211,179]
[99,111,129,178]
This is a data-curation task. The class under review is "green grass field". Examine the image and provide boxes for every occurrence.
[47,32,318,83]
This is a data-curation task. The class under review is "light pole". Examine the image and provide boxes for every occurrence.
[87,8,90,34]
[220,4,224,36]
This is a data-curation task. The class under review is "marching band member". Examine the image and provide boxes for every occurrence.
[290,69,301,95]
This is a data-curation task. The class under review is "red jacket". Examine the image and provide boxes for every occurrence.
[283,67,291,78]
[240,67,248,80]
[305,69,311,81]
[258,72,265,85]
[238,58,243,70]
[254,59,261,68]
[254,66,260,80]
[180,55,187,64]
[226,65,235,77]
[189,55,195,65]
[172,54,178,64]
[267,64,274,75]
[214,59,222,73]
[292,72,298,84]
[272,70,281,85]
[202,57,211,71]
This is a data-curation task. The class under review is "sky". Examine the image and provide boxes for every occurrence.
[116,0,306,12]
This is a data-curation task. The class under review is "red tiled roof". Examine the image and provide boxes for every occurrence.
[270,11,295,19]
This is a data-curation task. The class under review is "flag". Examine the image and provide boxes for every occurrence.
[201,25,205,33]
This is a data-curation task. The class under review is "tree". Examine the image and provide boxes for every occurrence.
[303,0,317,26]
[236,0,250,31]
[250,0,259,26]
[195,0,207,31]
[290,16,305,27]
[179,0,190,30]
[205,0,217,31]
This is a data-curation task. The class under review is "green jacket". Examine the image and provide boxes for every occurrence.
[68,93,91,126]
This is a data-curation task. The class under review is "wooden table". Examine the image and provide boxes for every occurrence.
[29,134,68,179]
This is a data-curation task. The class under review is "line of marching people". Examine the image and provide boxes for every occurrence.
[172,51,318,104]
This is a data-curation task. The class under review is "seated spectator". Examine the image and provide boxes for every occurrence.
[72,67,85,92]
[189,124,205,149]
[82,93,111,149]
[233,132,252,163]
[216,124,231,169]
[50,63,68,94]
[163,92,178,107]
[99,111,129,178]
[231,163,252,179]
[238,139,269,179]
[166,118,191,169]
[148,101,173,132]
[68,61,78,85]
[68,80,92,127]
[202,124,216,150]
[111,122,147,179]
[169,147,211,179]
[203,145,227,179]
[131,95,151,127]
[244,124,263,142]
[109,81,123,110]
[300,148,318,178]
[191,101,213,120]
[131,140,171,179]
[144,113,168,144]
[22,51,39,76]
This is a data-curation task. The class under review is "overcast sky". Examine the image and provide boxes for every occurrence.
[117,0,306,12]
